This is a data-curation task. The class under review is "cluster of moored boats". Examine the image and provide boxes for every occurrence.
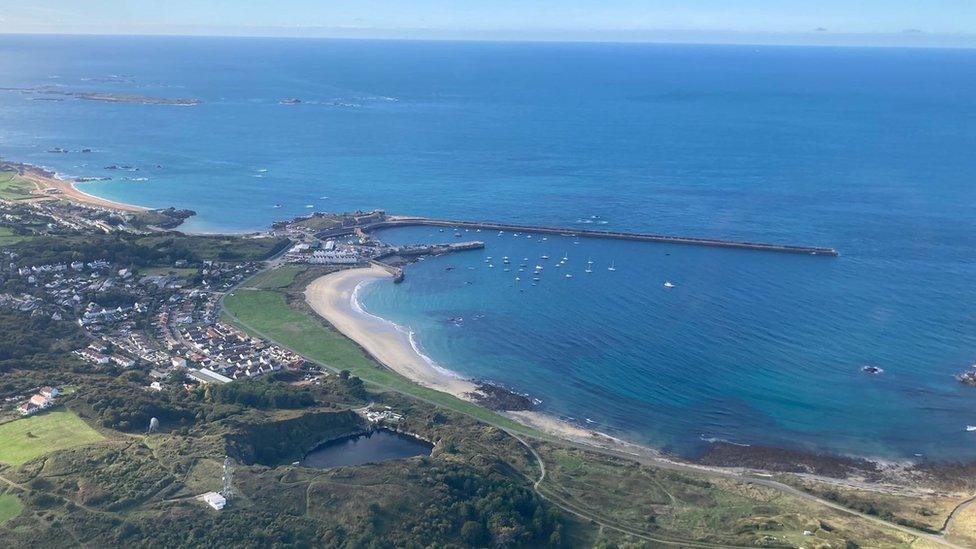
[454,228,677,289]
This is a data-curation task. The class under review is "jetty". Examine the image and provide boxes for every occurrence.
[368,241,485,283]
[369,259,404,283]
[317,214,838,257]
[396,241,485,257]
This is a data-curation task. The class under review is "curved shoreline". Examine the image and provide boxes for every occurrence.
[7,161,148,212]
[301,266,976,483]
[305,265,480,398]
[304,265,652,453]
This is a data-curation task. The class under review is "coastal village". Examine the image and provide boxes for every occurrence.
[0,162,465,425]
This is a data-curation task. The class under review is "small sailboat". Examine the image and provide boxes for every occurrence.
[608,261,616,272]
[664,281,675,288]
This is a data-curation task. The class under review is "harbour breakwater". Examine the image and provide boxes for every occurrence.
[320,216,838,257]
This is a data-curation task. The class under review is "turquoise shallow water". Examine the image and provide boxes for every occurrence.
[1,35,975,460]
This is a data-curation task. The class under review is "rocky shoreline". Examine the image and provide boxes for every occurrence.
[466,383,536,411]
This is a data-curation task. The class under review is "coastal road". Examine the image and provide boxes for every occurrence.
[529,436,965,548]
[942,493,976,537]
[221,263,963,548]
[504,429,964,548]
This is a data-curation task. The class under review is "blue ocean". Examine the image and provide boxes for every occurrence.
[1,35,974,460]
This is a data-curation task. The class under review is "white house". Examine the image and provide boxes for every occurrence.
[202,491,226,510]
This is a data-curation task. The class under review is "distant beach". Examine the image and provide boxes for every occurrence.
[7,162,147,212]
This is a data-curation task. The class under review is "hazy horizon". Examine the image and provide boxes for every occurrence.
[3,0,976,48]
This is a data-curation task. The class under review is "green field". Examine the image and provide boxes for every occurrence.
[246,263,307,289]
[0,171,34,201]
[0,494,23,525]
[222,273,543,438]
[0,409,105,465]
[0,227,27,245]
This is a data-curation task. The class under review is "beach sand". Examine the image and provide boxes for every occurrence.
[304,266,662,455]
[9,162,147,212]
[304,265,480,398]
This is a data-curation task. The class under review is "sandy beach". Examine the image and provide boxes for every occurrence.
[9,162,147,212]
[304,266,663,454]
[304,265,481,398]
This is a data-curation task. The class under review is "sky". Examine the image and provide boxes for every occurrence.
[2,0,975,47]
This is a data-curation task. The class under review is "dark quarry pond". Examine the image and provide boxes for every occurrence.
[300,429,433,469]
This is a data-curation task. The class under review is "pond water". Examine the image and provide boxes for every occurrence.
[300,429,433,469]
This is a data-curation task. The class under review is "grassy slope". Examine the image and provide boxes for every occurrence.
[0,494,22,525]
[536,443,939,548]
[134,234,289,262]
[245,263,306,289]
[222,270,543,439]
[0,409,105,465]
[0,227,27,245]
[0,171,34,202]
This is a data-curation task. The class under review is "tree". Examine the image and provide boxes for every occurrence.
[460,520,487,546]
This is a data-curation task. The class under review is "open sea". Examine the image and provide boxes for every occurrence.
[1,35,975,460]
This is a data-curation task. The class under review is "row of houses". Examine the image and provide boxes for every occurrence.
[18,386,60,415]
[179,322,305,380]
